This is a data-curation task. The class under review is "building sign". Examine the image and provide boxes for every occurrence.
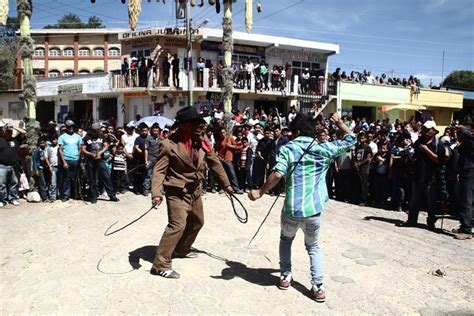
[266,47,326,62]
[58,84,83,95]
[201,41,266,56]
[124,91,148,97]
[119,27,200,40]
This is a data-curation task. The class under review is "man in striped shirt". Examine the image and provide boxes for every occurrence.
[249,113,355,302]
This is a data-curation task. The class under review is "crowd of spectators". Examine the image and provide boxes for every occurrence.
[0,106,472,239]
[120,56,327,95]
[332,68,421,95]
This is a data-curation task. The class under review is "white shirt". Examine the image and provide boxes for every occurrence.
[214,111,224,120]
[368,141,378,155]
[288,112,296,124]
[121,132,139,155]
[245,62,255,73]
[248,131,263,158]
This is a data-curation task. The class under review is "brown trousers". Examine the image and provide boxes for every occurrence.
[153,189,204,270]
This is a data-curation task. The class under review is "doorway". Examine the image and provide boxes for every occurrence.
[99,98,118,122]
[352,106,374,121]
[36,101,55,127]
[72,100,93,129]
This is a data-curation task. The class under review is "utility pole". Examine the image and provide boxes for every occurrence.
[185,0,193,106]
[441,50,445,86]
[222,0,233,124]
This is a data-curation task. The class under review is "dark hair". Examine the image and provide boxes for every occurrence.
[264,127,272,133]
[289,114,315,137]
[241,137,248,142]
[138,122,149,129]
[151,123,160,130]
[116,143,124,149]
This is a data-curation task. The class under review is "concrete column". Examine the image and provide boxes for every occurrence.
[74,35,79,74]
[117,94,125,127]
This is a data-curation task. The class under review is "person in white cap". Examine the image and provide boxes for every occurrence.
[401,120,442,230]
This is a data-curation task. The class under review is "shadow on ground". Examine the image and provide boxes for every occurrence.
[128,245,156,269]
[363,216,455,237]
[211,260,314,300]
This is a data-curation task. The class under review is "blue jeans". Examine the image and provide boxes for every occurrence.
[34,169,48,201]
[0,164,19,202]
[86,159,115,199]
[48,166,58,200]
[61,159,78,199]
[279,213,323,287]
[143,161,154,192]
[221,160,240,191]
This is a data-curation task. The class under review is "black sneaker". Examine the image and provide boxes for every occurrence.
[150,267,181,279]
[61,198,70,202]
[109,196,120,202]
[91,199,97,204]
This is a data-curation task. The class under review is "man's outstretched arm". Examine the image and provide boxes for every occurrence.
[248,171,283,201]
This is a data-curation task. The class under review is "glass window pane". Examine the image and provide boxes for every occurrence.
[302,62,311,68]
[292,61,301,67]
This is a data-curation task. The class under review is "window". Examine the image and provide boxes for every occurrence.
[49,48,60,57]
[130,48,151,58]
[78,48,90,57]
[63,70,74,77]
[108,47,120,57]
[63,47,74,57]
[79,70,90,75]
[93,48,104,57]
[34,48,45,57]
[48,70,60,77]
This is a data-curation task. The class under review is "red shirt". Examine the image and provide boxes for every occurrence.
[215,136,236,162]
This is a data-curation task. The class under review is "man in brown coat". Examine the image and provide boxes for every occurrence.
[150,107,232,279]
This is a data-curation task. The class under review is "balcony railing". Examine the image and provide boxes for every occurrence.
[111,68,333,98]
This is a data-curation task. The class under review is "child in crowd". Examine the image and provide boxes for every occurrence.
[112,144,128,194]
[46,136,59,202]
[373,142,390,207]
[32,138,51,202]
[236,137,252,192]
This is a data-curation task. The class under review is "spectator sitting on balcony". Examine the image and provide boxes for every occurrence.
[162,55,171,87]
[366,71,376,84]
[379,73,386,84]
[254,62,262,92]
[196,57,205,87]
[121,58,130,87]
[332,68,341,81]
[172,54,180,88]
[340,71,347,80]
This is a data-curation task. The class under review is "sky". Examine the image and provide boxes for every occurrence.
[8,0,474,86]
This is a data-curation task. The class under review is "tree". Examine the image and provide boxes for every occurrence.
[44,13,105,29]
[442,70,474,90]
[87,15,105,28]
[0,40,16,90]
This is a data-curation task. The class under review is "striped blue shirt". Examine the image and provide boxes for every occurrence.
[273,134,356,218]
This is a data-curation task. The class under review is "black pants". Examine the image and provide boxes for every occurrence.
[335,169,352,202]
[458,168,473,233]
[237,167,247,191]
[408,180,438,225]
[253,158,266,189]
[373,173,388,206]
[112,170,128,192]
[34,169,48,201]
[173,71,180,87]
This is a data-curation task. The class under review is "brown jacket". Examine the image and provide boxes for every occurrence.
[151,135,231,198]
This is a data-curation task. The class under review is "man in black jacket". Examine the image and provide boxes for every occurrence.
[0,128,21,208]
[452,124,473,240]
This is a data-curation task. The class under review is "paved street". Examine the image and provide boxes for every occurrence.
[1,192,473,314]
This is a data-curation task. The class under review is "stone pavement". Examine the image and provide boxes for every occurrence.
[1,192,473,314]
